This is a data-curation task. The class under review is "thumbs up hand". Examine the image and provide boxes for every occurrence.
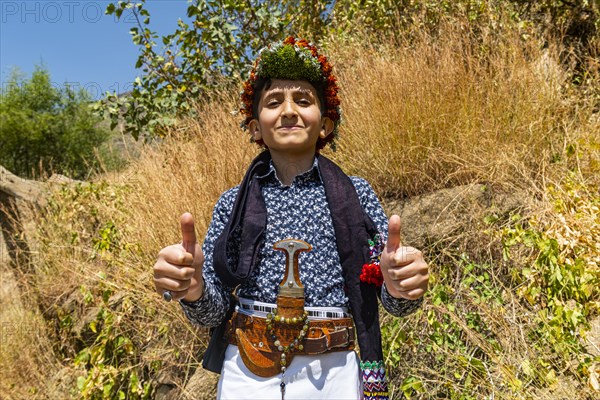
[380,215,429,300]
[153,212,205,302]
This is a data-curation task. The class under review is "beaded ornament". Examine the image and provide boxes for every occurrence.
[265,308,309,377]
[360,233,385,287]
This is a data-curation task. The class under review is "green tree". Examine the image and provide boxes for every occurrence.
[97,0,335,141]
[0,65,111,180]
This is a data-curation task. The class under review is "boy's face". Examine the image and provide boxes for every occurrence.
[249,79,333,156]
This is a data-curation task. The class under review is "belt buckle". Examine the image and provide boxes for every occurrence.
[342,326,352,346]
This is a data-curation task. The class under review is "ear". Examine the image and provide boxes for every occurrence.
[248,119,262,142]
[319,117,334,139]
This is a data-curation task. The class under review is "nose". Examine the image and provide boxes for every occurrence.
[281,97,298,119]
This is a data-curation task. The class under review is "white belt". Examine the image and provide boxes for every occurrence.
[236,297,350,320]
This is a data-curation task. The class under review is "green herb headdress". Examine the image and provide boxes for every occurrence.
[240,37,341,150]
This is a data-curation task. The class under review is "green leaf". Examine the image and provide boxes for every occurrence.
[74,349,91,365]
[103,381,114,397]
[76,376,86,391]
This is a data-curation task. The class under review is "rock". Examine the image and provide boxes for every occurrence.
[0,165,83,275]
[61,288,84,315]
[154,368,185,400]
[47,173,82,185]
[585,316,600,357]
[383,183,531,250]
[1,166,44,276]
[180,367,219,400]
[49,366,79,398]
[72,306,100,347]
[0,165,43,203]
[534,50,566,91]
[108,291,127,308]
[155,383,178,400]
[0,223,7,268]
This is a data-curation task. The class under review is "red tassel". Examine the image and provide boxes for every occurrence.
[360,263,384,287]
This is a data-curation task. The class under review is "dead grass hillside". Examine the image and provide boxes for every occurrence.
[1,23,599,399]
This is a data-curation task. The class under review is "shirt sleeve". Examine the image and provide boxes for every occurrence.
[350,176,423,317]
[179,186,239,328]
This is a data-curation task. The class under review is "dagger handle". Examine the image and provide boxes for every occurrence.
[273,239,311,298]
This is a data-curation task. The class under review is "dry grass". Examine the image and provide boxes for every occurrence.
[122,90,259,255]
[0,266,67,399]
[1,20,598,400]
[0,88,260,399]
[324,25,596,198]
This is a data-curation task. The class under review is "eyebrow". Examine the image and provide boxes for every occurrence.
[263,87,315,97]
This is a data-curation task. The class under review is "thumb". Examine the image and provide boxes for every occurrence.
[180,212,197,254]
[386,214,402,253]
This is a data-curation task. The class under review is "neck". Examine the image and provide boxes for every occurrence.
[269,150,316,186]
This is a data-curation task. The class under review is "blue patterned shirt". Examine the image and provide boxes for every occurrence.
[180,158,422,327]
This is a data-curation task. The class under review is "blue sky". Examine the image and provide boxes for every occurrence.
[1,0,190,99]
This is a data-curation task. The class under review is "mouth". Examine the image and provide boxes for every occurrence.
[276,125,304,130]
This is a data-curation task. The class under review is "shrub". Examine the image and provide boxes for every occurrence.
[0,65,112,180]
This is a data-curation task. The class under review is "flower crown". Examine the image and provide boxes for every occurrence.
[240,37,342,150]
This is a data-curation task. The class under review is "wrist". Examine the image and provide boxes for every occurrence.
[182,278,205,303]
[382,280,402,299]
[380,268,400,298]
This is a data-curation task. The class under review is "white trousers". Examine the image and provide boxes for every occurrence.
[216,344,362,399]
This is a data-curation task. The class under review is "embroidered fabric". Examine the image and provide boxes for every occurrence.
[361,360,389,400]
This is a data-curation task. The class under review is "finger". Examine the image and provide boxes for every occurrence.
[180,212,197,254]
[398,287,426,300]
[194,242,205,267]
[390,274,426,292]
[159,288,189,301]
[392,247,422,268]
[386,214,402,253]
[386,262,425,281]
[161,249,194,266]
[154,261,196,280]
[154,275,193,292]
[169,290,190,301]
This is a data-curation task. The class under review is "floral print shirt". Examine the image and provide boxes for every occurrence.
[180,158,422,327]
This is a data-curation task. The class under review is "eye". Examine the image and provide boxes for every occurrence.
[296,98,312,106]
[266,99,281,107]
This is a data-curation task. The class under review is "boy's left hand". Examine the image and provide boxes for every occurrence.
[380,214,429,300]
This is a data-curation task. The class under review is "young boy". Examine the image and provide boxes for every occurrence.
[153,37,429,399]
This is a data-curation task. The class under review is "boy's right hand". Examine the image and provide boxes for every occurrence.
[153,212,205,302]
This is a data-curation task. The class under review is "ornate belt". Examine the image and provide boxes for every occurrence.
[225,311,355,366]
